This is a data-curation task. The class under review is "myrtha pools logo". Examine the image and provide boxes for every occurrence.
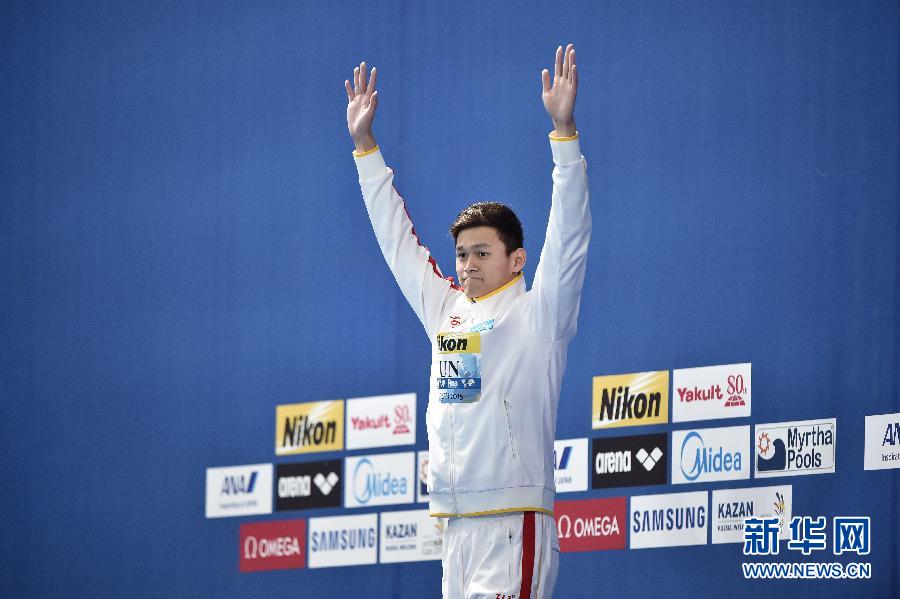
[755,419,836,477]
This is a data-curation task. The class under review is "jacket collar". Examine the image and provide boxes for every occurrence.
[467,273,525,314]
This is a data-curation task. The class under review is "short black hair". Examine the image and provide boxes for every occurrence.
[449,202,524,255]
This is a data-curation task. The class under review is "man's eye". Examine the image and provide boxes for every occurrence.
[479,252,488,257]
[457,253,466,259]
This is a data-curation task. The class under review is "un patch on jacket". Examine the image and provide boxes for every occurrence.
[435,332,482,403]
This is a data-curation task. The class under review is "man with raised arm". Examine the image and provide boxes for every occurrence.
[346,44,590,599]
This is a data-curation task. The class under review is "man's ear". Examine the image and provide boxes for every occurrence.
[512,248,526,273]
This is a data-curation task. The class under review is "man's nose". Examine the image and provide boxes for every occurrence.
[464,256,478,272]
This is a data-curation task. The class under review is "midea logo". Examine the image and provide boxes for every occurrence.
[353,458,408,504]
[680,431,742,481]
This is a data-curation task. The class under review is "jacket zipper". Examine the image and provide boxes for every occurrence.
[448,404,457,512]
[503,399,518,460]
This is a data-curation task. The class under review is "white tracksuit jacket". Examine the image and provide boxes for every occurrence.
[354,135,590,518]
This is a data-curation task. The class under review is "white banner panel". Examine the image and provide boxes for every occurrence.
[205,464,272,519]
[554,438,589,493]
[308,513,378,568]
[379,509,443,563]
[345,452,415,508]
[864,412,900,470]
[672,363,752,422]
[630,491,708,549]
[711,485,792,544]
[755,418,836,478]
[345,393,416,450]
[672,426,751,484]
[416,450,430,503]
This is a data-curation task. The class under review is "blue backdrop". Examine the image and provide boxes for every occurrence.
[1,1,897,597]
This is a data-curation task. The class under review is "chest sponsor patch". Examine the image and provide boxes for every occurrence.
[435,331,482,403]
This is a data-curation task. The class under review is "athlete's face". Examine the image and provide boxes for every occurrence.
[455,226,525,299]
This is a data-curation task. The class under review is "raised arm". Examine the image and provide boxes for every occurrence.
[531,44,592,341]
[346,62,460,336]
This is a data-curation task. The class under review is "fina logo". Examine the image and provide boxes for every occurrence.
[680,431,742,481]
[353,458,408,505]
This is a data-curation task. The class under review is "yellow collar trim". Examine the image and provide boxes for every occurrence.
[469,272,523,303]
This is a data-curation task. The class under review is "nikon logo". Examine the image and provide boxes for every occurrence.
[275,401,344,456]
[437,335,467,352]
[592,371,669,429]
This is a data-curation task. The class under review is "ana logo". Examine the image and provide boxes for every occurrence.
[222,472,257,496]
[680,431,743,481]
[883,422,900,446]
[393,405,412,435]
[555,446,572,471]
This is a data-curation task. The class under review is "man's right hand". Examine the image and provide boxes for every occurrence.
[345,62,378,153]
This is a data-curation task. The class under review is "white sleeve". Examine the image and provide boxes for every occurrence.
[529,135,592,341]
[354,147,461,336]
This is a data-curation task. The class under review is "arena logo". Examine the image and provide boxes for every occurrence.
[672,426,749,484]
[672,363,752,423]
[276,400,344,456]
[275,461,342,512]
[346,393,416,450]
[239,519,306,572]
[864,412,900,471]
[205,464,273,518]
[344,452,415,508]
[553,438,588,493]
[755,418,836,478]
[630,491,708,549]
[591,433,667,489]
[711,485,792,544]
[308,514,378,568]
[592,371,669,429]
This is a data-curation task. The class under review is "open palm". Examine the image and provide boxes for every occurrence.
[541,44,578,135]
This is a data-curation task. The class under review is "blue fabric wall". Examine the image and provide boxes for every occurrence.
[1,1,897,597]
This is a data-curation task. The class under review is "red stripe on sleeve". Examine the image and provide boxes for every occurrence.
[519,511,536,599]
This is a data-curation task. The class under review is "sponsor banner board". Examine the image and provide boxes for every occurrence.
[239,519,306,572]
[864,412,900,470]
[275,460,343,511]
[672,363,752,422]
[276,400,344,456]
[711,485,792,544]
[630,491,708,549]
[554,438,589,493]
[308,513,378,568]
[417,450,430,503]
[379,509,443,563]
[345,393,416,450]
[592,371,669,429]
[205,463,273,518]
[755,418,836,478]
[345,452,415,508]
[554,498,627,552]
[591,433,667,489]
[672,426,750,484]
